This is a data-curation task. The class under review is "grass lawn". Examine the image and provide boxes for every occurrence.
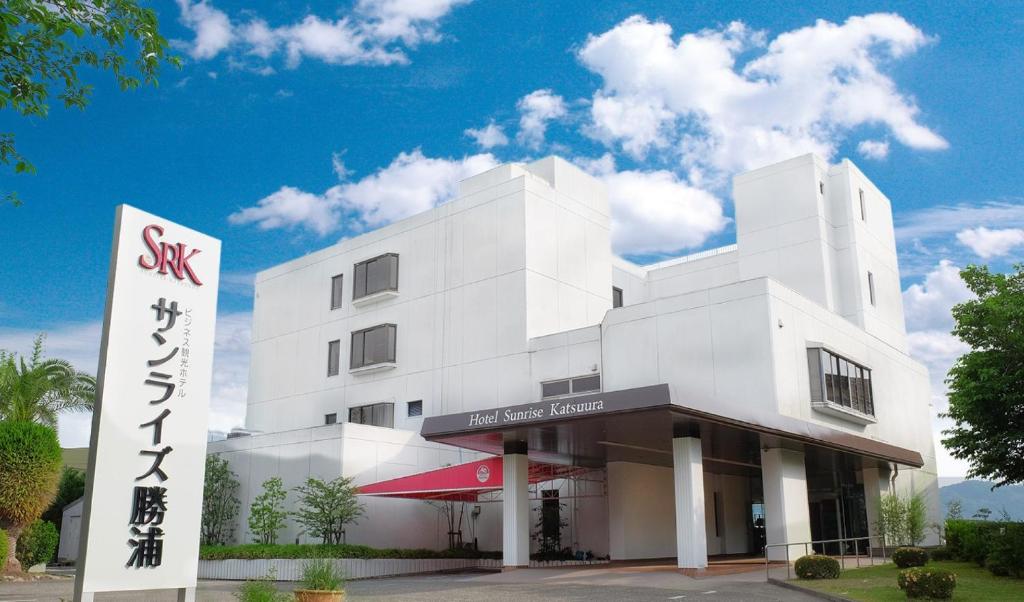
[794,561,1024,601]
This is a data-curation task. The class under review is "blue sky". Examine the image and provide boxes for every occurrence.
[1,0,1022,476]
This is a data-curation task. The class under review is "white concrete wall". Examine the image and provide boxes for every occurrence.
[607,462,677,560]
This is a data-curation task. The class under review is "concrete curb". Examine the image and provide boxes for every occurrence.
[768,578,854,602]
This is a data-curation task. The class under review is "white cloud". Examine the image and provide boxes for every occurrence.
[0,314,252,447]
[902,259,972,332]
[857,139,890,160]
[229,149,498,236]
[895,201,1024,243]
[228,186,342,236]
[580,154,729,255]
[176,0,234,60]
[956,227,1024,259]
[464,121,509,149]
[576,14,946,184]
[517,89,568,149]
[175,0,470,67]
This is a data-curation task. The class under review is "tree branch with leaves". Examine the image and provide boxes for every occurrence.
[1,0,180,205]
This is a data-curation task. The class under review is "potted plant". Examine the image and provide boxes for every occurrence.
[294,557,345,602]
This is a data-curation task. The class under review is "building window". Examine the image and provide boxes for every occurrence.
[858,189,867,221]
[819,181,825,195]
[330,274,344,309]
[353,253,399,300]
[324,413,337,425]
[807,348,874,417]
[867,271,876,306]
[350,323,397,369]
[327,339,341,376]
[407,400,423,417]
[349,402,394,428]
[612,286,623,309]
[542,374,601,398]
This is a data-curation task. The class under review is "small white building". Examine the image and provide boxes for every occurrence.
[209,153,939,568]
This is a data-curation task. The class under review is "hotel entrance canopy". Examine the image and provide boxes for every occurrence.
[419,384,923,470]
[357,457,589,502]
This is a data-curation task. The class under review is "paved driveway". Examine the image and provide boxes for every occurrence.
[0,567,818,601]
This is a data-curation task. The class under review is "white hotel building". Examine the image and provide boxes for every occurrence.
[208,153,940,568]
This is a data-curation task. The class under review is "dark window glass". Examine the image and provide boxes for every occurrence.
[350,324,397,369]
[331,274,344,309]
[819,181,825,195]
[813,349,874,417]
[542,379,571,398]
[868,272,876,306]
[327,340,340,376]
[348,402,394,428]
[353,254,399,300]
[612,287,623,308]
[859,189,867,221]
[324,413,337,425]
[571,374,601,393]
[407,400,423,417]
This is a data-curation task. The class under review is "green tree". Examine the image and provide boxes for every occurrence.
[202,455,240,546]
[248,477,287,545]
[942,264,1024,487]
[0,420,61,572]
[1,0,179,205]
[41,466,85,529]
[293,476,364,545]
[0,334,95,426]
[946,498,963,520]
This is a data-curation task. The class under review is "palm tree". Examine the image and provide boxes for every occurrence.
[0,334,95,426]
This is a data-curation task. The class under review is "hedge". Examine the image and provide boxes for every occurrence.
[945,518,1024,578]
[16,519,58,568]
[897,567,956,599]
[892,546,928,568]
[199,543,501,561]
[794,554,840,579]
[928,546,952,561]
[0,528,8,569]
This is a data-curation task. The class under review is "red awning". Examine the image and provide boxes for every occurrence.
[357,457,588,502]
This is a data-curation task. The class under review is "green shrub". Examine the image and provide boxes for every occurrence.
[15,519,58,567]
[945,519,1003,565]
[233,570,290,602]
[928,546,952,561]
[986,523,1024,578]
[300,557,345,591]
[794,554,840,579]
[0,421,62,527]
[200,543,501,561]
[892,546,928,568]
[897,567,956,599]
[0,529,8,569]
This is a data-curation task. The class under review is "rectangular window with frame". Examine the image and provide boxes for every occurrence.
[868,271,876,306]
[327,339,341,376]
[331,274,344,309]
[324,413,337,425]
[350,324,397,369]
[407,400,423,417]
[348,402,394,428]
[542,374,601,398]
[612,286,623,308]
[858,189,867,221]
[353,253,399,300]
[808,348,874,416]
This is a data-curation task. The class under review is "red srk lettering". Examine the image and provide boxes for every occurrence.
[138,224,203,286]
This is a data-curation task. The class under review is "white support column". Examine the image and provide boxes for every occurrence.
[761,445,812,562]
[673,436,708,570]
[502,443,530,568]
[862,464,889,548]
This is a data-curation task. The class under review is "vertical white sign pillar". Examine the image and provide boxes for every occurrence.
[502,442,530,568]
[74,205,220,601]
[673,436,708,570]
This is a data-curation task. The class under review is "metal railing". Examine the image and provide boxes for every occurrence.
[764,536,890,580]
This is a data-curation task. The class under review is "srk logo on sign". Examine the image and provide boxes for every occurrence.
[138,224,204,286]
